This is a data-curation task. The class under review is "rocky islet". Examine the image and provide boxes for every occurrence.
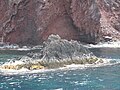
[0,35,104,70]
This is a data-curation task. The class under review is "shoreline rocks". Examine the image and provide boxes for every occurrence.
[0,35,104,70]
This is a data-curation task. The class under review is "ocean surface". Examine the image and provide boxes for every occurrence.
[0,48,120,90]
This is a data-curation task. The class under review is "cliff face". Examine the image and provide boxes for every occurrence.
[0,0,120,45]
[71,0,100,43]
[0,0,38,45]
[97,0,120,41]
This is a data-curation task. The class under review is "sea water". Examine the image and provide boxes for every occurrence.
[0,48,120,90]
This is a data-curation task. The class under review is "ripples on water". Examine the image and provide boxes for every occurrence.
[0,48,120,90]
[0,65,120,90]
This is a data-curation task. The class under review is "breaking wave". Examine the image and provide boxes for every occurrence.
[86,41,120,48]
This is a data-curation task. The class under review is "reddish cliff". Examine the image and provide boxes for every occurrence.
[96,0,120,41]
[0,0,120,45]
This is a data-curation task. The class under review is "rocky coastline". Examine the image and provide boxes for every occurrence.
[0,35,104,70]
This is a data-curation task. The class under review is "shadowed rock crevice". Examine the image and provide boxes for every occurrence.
[71,0,101,43]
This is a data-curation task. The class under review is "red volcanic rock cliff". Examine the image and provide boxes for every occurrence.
[0,0,120,45]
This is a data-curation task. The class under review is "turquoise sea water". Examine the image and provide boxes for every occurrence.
[0,48,120,90]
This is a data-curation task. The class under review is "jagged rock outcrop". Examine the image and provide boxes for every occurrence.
[40,35,93,61]
[0,0,120,45]
[26,35,101,68]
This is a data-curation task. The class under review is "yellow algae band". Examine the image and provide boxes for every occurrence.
[30,65,44,70]
[0,65,17,70]
[0,57,104,70]
[0,63,45,70]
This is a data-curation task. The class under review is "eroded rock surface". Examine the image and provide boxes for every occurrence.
[96,0,120,41]
[41,35,92,62]
[0,0,120,45]
[27,35,100,68]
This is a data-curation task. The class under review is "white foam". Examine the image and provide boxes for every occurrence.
[53,88,63,90]
[0,58,119,75]
[2,61,25,66]
[0,68,46,75]
[86,41,120,48]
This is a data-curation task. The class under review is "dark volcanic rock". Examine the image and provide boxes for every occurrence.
[30,35,98,68]
[41,35,92,61]
[0,0,120,45]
